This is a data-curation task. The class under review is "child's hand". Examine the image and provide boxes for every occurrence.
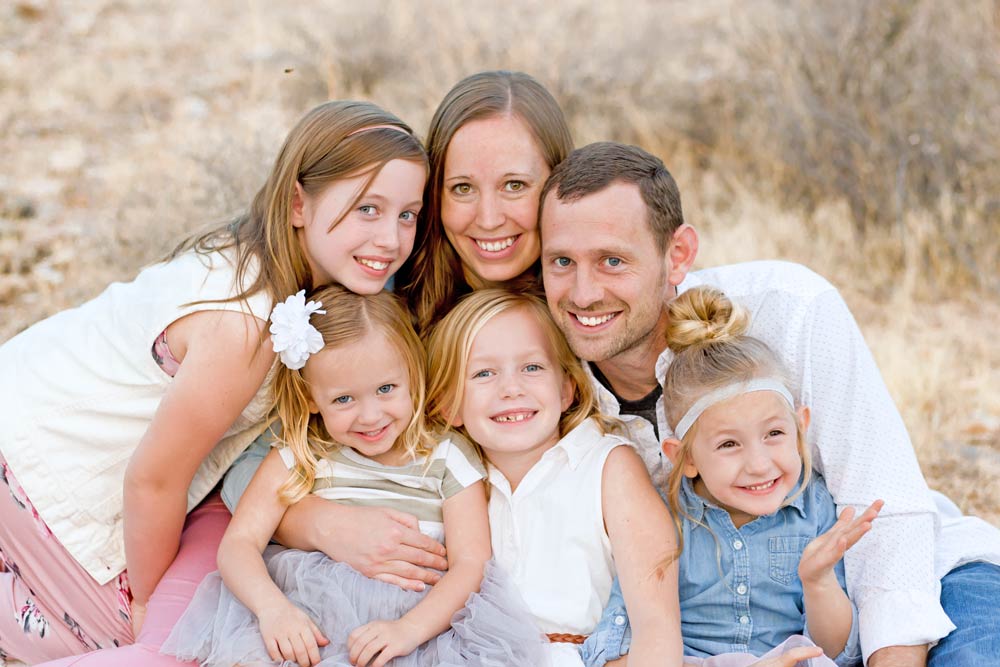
[348,618,424,667]
[799,499,884,586]
[257,599,329,667]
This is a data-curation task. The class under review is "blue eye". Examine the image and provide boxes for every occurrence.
[554,257,571,268]
[604,257,622,267]
[472,369,494,379]
[359,205,378,216]
[524,363,542,372]
[399,210,418,223]
[376,384,395,395]
[334,395,352,405]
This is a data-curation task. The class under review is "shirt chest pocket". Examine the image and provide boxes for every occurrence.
[768,535,811,586]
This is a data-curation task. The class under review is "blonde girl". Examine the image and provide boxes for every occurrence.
[426,289,683,667]
[588,286,882,667]
[162,286,545,667]
[0,100,426,666]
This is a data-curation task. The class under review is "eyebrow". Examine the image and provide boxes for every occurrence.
[443,170,538,183]
[361,192,423,209]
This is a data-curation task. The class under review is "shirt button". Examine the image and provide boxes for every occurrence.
[739,615,750,624]
[733,539,744,550]
[736,584,748,595]
[614,615,626,626]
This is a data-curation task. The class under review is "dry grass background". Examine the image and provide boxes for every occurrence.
[1,0,997,523]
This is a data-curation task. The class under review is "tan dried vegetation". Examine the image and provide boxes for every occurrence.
[1,0,997,522]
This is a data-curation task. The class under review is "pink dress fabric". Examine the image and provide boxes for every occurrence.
[684,635,839,667]
[0,450,228,666]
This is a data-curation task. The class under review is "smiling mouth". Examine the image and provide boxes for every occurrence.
[355,425,390,440]
[473,236,518,253]
[573,312,617,327]
[491,410,536,423]
[740,477,779,492]
[356,257,391,271]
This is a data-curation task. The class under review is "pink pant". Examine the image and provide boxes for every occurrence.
[0,453,229,666]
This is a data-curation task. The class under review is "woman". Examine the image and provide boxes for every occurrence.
[396,69,573,334]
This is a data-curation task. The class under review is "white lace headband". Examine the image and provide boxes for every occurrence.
[269,290,326,370]
[673,378,795,440]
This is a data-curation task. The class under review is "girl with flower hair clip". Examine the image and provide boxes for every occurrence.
[162,285,546,667]
[584,286,883,667]
[0,100,428,665]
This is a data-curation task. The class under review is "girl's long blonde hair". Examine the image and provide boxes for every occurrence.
[425,289,618,460]
[273,286,433,504]
[169,100,427,315]
[396,71,573,335]
[662,286,812,561]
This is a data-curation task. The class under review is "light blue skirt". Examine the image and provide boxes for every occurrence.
[161,547,547,666]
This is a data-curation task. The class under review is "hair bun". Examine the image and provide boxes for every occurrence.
[665,287,749,353]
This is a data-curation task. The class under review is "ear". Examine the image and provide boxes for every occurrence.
[448,411,464,428]
[559,374,575,413]
[796,405,811,434]
[666,224,699,288]
[661,437,698,478]
[291,181,308,229]
[306,395,320,414]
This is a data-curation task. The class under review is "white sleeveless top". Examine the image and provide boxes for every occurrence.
[487,417,628,666]
[0,249,274,584]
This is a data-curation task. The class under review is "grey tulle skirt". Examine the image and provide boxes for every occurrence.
[161,547,547,666]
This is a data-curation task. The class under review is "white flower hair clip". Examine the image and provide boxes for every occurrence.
[269,290,326,370]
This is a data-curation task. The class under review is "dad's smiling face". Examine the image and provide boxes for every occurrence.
[540,180,673,363]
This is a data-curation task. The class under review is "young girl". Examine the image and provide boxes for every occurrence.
[0,100,427,665]
[425,289,684,667]
[161,286,545,667]
[585,286,883,667]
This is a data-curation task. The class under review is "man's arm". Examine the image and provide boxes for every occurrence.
[773,280,951,661]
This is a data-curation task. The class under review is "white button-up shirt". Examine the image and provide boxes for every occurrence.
[587,260,1000,662]
[488,418,629,667]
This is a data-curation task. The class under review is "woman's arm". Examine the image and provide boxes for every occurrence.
[223,446,448,590]
[348,480,491,667]
[220,448,328,666]
[602,445,683,667]
[124,309,274,609]
[799,500,883,659]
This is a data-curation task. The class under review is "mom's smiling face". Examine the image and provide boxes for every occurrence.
[440,114,551,285]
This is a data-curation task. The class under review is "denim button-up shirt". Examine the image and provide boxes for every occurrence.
[581,473,861,666]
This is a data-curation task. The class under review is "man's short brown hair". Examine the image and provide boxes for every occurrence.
[540,141,684,250]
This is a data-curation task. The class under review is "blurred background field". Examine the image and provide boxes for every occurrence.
[1,0,997,521]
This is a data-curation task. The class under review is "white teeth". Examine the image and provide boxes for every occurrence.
[745,479,776,491]
[363,428,385,437]
[576,313,615,327]
[358,258,389,270]
[475,236,516,252]
[493,412,532,423]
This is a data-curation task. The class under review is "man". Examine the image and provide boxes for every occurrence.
[538,141,1000,667]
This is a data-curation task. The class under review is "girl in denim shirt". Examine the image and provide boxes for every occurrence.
[582,286,882,667]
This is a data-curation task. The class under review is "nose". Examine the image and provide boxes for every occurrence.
[743,443,772,476]
[372,217,401,253]
[570,265,604,309]
[475,193,505,232]
[499,371,526,399]
[357,397,384,426]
